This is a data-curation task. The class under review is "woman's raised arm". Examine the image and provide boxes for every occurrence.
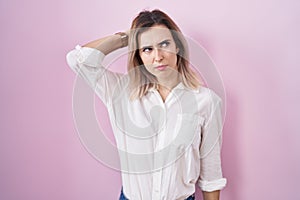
[82,32,128,55]
[66,31,129,105]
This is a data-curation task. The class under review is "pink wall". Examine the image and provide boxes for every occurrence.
[1,0,299,199]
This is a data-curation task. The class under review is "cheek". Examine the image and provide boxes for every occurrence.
[139,55,153,72]
[168,53,178,66]
[140,55,152,66]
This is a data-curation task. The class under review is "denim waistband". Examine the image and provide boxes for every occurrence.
[119,187,195,200]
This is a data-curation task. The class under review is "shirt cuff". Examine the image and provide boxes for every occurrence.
[198,178,227,192]
[75,45,105,67]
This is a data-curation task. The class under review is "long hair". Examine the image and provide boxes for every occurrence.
[127,9,201,100]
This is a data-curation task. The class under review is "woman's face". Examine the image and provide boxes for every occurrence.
[138,24,179,80]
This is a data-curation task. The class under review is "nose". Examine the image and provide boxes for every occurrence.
[153,48,163,63]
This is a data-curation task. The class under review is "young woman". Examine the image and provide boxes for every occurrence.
[66,9,227,200]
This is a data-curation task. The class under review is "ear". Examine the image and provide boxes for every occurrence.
[176,47,180,54]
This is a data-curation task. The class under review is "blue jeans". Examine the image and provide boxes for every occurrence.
[119,187,195,200]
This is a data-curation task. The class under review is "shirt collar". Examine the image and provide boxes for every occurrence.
[148,82,199,93]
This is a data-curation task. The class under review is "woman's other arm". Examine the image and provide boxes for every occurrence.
[197,91,227,198]
[202,190,220,200]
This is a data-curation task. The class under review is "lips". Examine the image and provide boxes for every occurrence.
[155,65,167,71]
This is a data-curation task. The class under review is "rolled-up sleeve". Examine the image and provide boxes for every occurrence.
[197,92,227,192]
[66,45,123,105]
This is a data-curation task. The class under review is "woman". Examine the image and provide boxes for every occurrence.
[66,9,227,200]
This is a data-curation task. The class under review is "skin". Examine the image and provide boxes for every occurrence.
[138,24,181,102]
[202,190,220,200]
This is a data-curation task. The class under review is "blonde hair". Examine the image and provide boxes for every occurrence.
[127,9,201,100]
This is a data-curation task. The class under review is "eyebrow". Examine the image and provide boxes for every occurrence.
[140,39,172,49]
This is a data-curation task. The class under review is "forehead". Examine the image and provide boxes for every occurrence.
[138,25,173,47]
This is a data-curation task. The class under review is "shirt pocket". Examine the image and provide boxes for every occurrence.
[172,114,205,154]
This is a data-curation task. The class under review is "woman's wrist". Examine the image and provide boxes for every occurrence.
[115,32,128,48]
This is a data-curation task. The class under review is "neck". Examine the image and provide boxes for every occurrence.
[157,74,181,93]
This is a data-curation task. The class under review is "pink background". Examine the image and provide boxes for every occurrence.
[1,0,300,199]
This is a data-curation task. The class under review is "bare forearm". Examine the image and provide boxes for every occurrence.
[82,34,124,55]
[202,190,220,200]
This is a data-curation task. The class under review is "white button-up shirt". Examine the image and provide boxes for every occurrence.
[66,45,227,200]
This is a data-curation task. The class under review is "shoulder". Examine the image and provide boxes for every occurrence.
[193,86,222,104]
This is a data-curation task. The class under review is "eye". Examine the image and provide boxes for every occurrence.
[142,47,153,53]
[160,41,170,48]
